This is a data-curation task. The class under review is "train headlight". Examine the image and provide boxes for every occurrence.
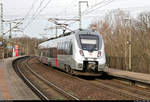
[79,50,84,56]
[97,51,101,57]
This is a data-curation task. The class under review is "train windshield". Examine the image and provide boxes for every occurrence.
[79,34,99,51]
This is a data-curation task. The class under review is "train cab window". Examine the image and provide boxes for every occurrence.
[79,34,99,52]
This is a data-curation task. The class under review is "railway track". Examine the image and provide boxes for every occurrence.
[58,71,150,100]
[33,57,149,99]
[38,57,150,100]
[13,57,79,100]
[87,79,150,100]
[22,57,130,100]
[13,56,150,100]
[93,79,150,99]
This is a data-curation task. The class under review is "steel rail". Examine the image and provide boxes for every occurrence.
[25,58,79,100]
[15,58,49,100]
[90,79,148,100]
[95,79,150,99]
[30,57,150,100]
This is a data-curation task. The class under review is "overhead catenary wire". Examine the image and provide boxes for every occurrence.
[42,0,114,30]
[83,0,115,15]
[22,0,46,29]
[3,0,39,35]
[66,0,114,27]
[25,0,45,22]
[49,0,107,31]
[57,0,75,16]
[23,0,39,22]
[3,19,24,35]
[67,0,115,28]
[5,6,149,18]
[23,0,52,30]
[82,0,107,15]
[67,0,108,21]
[49,0,77,31]
[24,0,37,21]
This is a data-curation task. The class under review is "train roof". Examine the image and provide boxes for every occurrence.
[38,29,100,49]
[42,29,98,41]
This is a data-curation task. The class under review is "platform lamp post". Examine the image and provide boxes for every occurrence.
[124,17,132,71]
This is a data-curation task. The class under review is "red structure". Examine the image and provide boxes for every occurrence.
[14,45,18,56]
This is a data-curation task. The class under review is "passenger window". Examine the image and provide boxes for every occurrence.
[70,44,73,55]
[64,42,67,55]
[66,42,70,55]
[69,41,73,55]
[62,42,65,55]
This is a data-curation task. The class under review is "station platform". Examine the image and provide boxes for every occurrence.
[0,57,40,100]
[104,67,150,85]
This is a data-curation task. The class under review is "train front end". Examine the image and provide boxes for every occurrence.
[74,30,106,74]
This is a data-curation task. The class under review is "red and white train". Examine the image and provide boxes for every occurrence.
[37,29,106,76]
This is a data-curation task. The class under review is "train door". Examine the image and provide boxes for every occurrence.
[55,47,58,67]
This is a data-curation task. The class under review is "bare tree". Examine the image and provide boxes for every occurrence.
[90,10,150,73]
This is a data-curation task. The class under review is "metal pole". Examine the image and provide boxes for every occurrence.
[23,31,28,56]
[124,21,127,70]
[129,20,132,71]
[124,18,132,71]
[9,23,12,39]
[0,0,3,37]
[125,29,127,69]
[9,23,13,57]
[79,2,81,29]
[124,18,131,71]
[78,1,88,29]
[56,26,57,37]
[27,37,28,55]
[0,1,4,59]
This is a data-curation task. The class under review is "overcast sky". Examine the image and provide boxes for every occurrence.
[2,0,150,38]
